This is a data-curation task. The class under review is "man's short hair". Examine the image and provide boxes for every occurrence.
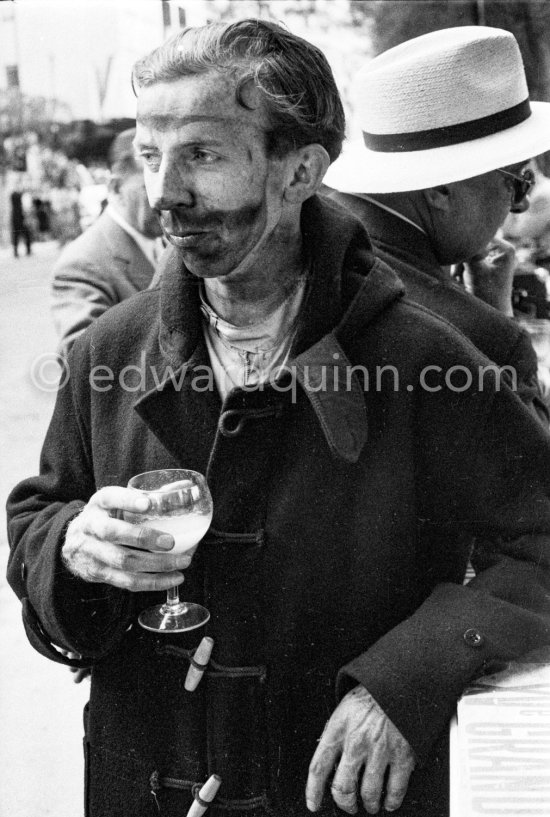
[109,128,139,176]
[132,18,345,163]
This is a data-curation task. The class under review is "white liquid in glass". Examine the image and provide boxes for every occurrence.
[143,513,212,555]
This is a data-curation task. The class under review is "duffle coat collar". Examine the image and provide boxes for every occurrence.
[135,195,405,463]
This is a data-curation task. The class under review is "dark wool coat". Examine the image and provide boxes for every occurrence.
[7,197,550,817]
[327,190,549,424]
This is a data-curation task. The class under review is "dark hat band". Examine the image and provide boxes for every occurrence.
[363,97,531,152]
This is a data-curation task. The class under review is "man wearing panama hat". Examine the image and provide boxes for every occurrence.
[326,25,550,422]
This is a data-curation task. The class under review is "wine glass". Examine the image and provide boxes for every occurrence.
[125,469,213,633]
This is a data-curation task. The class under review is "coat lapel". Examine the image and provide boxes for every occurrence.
[133,258,221,469]
[132,196,405,467]
[99,213,155,291]
[132,341,221,472]
[293,255,405,463]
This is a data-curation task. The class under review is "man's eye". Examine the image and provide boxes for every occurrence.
[140,152,160,168]
[193,149,217,163]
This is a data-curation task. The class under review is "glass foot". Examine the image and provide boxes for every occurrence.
[138,602,210,633]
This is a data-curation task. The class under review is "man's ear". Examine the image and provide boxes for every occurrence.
[424,184,452,212]
[283,144,331,204]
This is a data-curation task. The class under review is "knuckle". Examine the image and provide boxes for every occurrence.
[85,561,106,583]
[361,781,382,800]
[117,550,134,572]
[135,526,155,549]
[149,573,176,592]
[110,570,141,592]
[163,553,179,572]
[387,784,408,801]
[82,510,110,539]
[361,770,384,801]
[332,782,357,797]
[91,487,111,507]
[307,759,324,777]
[331,792,357,814]
[113,574,133,591]
[361,788,382,811]
[393,741,414,763]
[361,792,382,809]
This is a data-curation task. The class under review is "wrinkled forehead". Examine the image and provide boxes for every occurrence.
[135,71,268,139]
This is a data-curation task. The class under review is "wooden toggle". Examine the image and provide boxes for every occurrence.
[186,774,222,817]
[185,636,214,691]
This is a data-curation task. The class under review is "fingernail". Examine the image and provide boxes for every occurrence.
[135,495,149,511]
[158,534,174,549]
[306,800,318,812]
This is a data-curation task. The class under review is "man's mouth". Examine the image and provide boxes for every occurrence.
[165,230,208,248]
[159,211,221,248]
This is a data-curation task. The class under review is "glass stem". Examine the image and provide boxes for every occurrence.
[166,585,182,610]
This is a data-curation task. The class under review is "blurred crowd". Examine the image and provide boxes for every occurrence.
[502,158,550,404]
[2,130,109,255]
[3,125,550,405]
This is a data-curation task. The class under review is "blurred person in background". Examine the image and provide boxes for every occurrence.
[504,158,550,264]
[9,177,34,258]
[325,26,550,423]
[502,156,550,314]
[503,158,550,409]
[51,128,163,357]
[49,168,82,248]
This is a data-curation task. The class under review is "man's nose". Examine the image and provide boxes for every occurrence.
[146,162,194,211]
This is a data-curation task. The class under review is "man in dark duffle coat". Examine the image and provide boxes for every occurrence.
[7,19,550,817]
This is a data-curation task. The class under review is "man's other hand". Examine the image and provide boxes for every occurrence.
[464,235,516,316]
[306,685,415,814]
[62,486,191,592]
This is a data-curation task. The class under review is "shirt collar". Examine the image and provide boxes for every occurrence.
[354,194,427,236]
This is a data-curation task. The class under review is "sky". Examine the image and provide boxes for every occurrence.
[0,0,372,123]
[1,1,170,120]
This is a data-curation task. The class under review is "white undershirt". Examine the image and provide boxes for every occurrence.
[200,276,307,400]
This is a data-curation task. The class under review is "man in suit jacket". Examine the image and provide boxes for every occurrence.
[51,128,163,357]
[325,30,550,423]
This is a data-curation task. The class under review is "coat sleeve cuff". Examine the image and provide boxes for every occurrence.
[17,502,134,660]
[336,582,550,763]
[20,597,93,667]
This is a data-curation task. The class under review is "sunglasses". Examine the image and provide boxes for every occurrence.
[497,167,535,209]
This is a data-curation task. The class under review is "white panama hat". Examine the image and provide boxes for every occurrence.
[325,26,550,194]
